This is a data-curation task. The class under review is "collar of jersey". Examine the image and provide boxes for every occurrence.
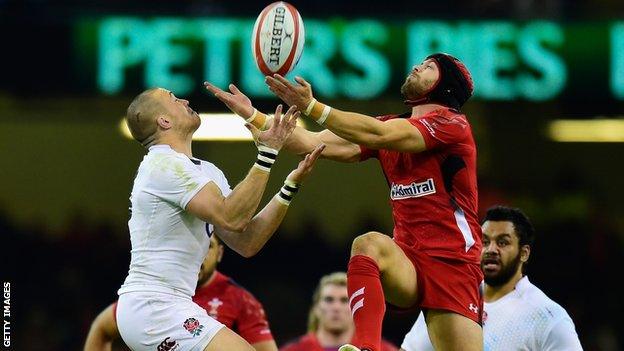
[485,276,531,307]
[148,144,173,153]
[515,275,531,294]
[148,144,202,165]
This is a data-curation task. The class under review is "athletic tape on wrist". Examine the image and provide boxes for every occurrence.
[246,108,258,123]
[253,145,278,172]
[276,179,300,205]
[317,105,331,125]
[261,116,272,131]
[304,98,317,116]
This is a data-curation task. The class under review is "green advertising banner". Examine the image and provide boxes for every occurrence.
[76,17,624,101]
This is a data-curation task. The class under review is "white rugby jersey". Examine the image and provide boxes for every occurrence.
[118,145,231,298]
[401,276,583,351]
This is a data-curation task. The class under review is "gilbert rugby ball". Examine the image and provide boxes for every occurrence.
[252,1,305,76]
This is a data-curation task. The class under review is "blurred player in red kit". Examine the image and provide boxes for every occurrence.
[280,272,397,351]
[84,235,278,351]
[206,52,483,351]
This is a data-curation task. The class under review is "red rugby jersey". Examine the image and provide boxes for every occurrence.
[280,333,397,351]
[192,271,274,344]
[360,108,482,264]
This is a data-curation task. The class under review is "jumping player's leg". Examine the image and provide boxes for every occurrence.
[346,231,418,351]
[203,327,255,351]
[425,310,482,351]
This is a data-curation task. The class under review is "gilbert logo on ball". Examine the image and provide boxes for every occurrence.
[252,1,305,76]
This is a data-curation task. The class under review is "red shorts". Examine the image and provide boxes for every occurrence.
[394,240,484,325]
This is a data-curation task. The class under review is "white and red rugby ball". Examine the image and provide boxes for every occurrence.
[252,1,305,76]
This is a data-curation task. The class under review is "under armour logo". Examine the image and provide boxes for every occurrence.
[469,303,479,314]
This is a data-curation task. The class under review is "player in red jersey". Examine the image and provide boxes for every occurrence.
[205,52,482,351]
[280,272,397,351]
[193,236,276,350]
[84,235,278,351]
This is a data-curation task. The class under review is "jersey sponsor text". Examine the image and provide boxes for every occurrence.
[390,179,436,200]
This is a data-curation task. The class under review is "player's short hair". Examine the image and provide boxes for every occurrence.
[125,88,162,147]
[483,206,535,247]
[307,272,347,332]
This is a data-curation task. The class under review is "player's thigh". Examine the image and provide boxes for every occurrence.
[425,309,482,351]
[203,327,254,351]
[352,231,418,308]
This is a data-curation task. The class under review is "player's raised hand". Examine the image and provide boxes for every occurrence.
[204,82,255,119]
[286,143,325,184]
[265,75,313,111]
[246,104,298,151]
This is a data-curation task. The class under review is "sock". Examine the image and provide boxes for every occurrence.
[347,255,385,351]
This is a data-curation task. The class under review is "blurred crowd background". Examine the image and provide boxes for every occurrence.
[1,0,623,350]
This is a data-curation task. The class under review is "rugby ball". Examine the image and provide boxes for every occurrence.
[252,2,305,76]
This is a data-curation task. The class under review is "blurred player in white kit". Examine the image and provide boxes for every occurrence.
[117,87,323,351]
[401,206,583,351]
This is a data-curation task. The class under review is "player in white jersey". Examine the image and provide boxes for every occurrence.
[401,206,583,351]
[117,87,324,351]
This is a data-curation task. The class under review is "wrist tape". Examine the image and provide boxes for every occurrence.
[305,99,331,125]
[275,179,299,206]
[253,145,278,172]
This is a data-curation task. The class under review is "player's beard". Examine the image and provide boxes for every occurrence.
[483,252,522,287]
[401,77,421,100]
[400,75,435,101]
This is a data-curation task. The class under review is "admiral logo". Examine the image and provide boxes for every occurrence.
[390,178,436,200]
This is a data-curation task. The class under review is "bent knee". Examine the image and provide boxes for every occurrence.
[351,231,393,259]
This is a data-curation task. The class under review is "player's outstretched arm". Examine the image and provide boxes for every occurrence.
[83,303,120,351]
[214,143,324,257]
[187,105,297,245]
[204,82,361,162]
[286,128,360,163]
[266,75,428,153]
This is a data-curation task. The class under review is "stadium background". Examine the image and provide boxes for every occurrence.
[1,0,623,350]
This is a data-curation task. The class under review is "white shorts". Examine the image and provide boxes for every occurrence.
[400,312,434,351]
[117,292,224,351]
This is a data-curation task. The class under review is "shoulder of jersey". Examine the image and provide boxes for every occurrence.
[376,112,411,121]
[194,158,210,167]
[521,283,569,320]
[441,107,469,120]
[142,151,193,172]
[148,149,193,163]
